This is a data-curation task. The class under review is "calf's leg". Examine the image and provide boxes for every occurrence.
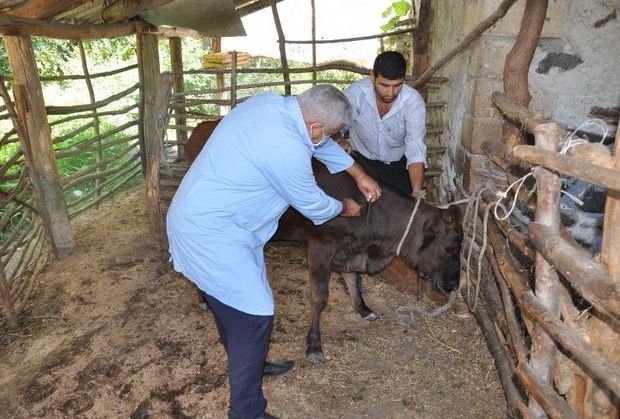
[341,272,378,321]
[305,239,337,365]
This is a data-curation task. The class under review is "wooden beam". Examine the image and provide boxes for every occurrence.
[169,37,187,159]
[492,91,548,133]
[0,265,19,330]
[140,32,165,250]
[529,222,620,320]
[585,126,620,417]
[528,122,561,416]
[5,0,89,20]
[515,363,578,419]
[0,12,142,40]
[237,0,284,17]
[146,72,171,252]
[520,291,620,398]
[101,0,174,23]
[270,0,290,96]
[4,34,74,253]
[513,145,620,191]
[412,0,518,88]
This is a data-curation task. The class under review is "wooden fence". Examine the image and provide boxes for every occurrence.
[464,92,619,417]
[0,59,142,329]
[158,55,449,194]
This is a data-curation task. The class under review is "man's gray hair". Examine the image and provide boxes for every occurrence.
[297,84,353,131]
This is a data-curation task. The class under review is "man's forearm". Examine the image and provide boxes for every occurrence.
[345,162,366,181]
[408,162,425,194]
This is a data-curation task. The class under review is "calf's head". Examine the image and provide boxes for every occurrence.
[404,206,463,293]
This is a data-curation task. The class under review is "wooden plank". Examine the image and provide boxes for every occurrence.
[0,12,141,40]
[169,37,187,160]
[515,363,578,419]
[101,0,174,23]
[528,222,620,320]
[139,29,165,250]
[0,265,19,330]
[146,72,172,252]
[5,34,74,253]
[527,124,561,417]
[271,0,290,96]
[514,145,620,191]
[585,126,620,417]
[412,0,518,88]
[520,291,620,398]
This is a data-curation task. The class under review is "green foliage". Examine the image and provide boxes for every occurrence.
[82,37,136,64]
[380,0,412,52]
[0,36,136,88]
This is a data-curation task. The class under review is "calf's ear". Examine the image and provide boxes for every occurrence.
[420,219,437,251]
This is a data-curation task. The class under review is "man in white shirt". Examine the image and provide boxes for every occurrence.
[340,51,427,197]
[167,85,381,419]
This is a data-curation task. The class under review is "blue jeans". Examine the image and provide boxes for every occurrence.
[202,292,274,419]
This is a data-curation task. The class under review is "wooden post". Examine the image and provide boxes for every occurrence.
[146,72,172,252]
[136,32,147,173]
[230,51,237,108]
[169,36,187,160]
[0,266,18,330]
[271,0,291,95]
[4,35,74,254]
[77,41,103,207]
[528,122,562,418]
[585,125,620,418]
[211,37,226,116]
[310,0,317,85]
[138,30,166,250]
[412,0,432,97]
[501,0,548,159]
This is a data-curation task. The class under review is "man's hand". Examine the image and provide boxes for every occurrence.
[340,197,361,217]
[345,163,382,203]
[410,189,426,199]
[335,137,352,154]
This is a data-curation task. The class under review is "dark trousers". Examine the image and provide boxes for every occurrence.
[202,292,274,419]
[351,151,412,196]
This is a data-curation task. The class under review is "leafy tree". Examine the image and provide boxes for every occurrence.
[380,0,412,55]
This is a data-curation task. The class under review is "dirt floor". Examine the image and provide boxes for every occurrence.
[0,185,507,418]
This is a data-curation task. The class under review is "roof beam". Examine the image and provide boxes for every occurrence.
[236,0,284,17]
[101,0,175,23]
[4,0,91,20]
[0,12,143,39]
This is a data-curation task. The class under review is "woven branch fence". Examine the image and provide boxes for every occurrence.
[158,55,449,195]
[0,60,142,328]
[460,92,619,418]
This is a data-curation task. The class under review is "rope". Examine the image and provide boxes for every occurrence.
[424,118,612,314]
[396,290,458,319]
[395,196,421,256]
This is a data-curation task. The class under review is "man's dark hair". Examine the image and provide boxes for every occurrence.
[373,51,407,80]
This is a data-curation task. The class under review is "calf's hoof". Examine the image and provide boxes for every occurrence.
[362,311,379,321]
[306,351,323,365]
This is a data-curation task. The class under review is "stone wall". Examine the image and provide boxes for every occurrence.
[428,0,619,199]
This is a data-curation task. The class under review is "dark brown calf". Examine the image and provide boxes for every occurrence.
[185,119,222,165]
[273,159,463,363]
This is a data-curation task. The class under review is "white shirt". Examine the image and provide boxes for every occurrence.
[166,93,354,315]
[344,78,427,166]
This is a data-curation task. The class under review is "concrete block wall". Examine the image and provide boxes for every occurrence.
[430,0,620,200]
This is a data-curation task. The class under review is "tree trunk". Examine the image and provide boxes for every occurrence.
[501,0,548,159]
